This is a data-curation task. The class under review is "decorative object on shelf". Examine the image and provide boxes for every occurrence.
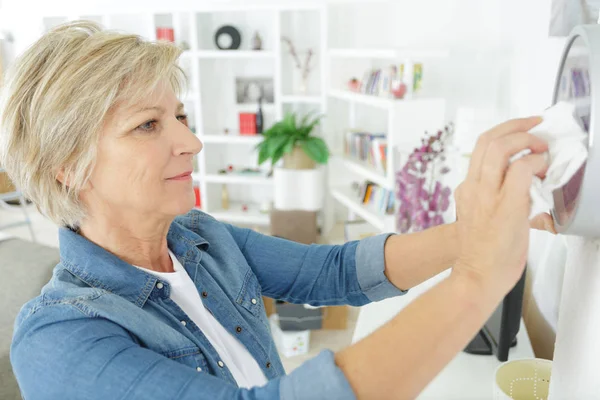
[193,186,201,208]
[256,112,328,170]
[214,25,241,50]
[413,63,423,93]
[224,128,230,135]
[251,31,263,50]
[281,37,315,94]
[156,27,175,42]
[239,112,257,135]
[221,185,230,210]
[217,166,266,177]
[256,96,264,134]
[391,64,408,99]
[236,77,274,104]
[395,123,455,233]
[348,77,361,92]
[241,204,248,212]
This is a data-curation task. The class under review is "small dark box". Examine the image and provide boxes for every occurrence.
[275,302,323,331]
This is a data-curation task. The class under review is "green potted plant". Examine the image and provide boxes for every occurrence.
[256,112,329,170]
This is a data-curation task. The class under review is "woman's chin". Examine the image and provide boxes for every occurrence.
[167,193,197,217]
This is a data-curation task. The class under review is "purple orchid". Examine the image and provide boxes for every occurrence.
[395,123,454,233]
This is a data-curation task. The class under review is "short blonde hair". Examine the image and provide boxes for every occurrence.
[0,21,185,227]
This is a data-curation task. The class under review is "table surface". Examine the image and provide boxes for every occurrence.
[352,271,534,400]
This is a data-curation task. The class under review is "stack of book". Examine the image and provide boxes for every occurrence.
[360,68,394,96]
[344,131,388,173]
[357,181,395,216]
[356,63,423,97]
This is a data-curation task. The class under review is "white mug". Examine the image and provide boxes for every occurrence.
[493,358,552,400]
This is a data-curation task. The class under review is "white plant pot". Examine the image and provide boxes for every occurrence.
[273,167,324,211]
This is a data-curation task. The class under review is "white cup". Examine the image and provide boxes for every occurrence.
[493,358,552,400]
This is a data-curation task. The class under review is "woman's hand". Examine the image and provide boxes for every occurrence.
[453,117,549,300]
[531,212,557,234]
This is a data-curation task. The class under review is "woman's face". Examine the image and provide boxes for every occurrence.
[82,80,202,222]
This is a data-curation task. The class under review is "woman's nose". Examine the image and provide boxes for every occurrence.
[174,120,203,156]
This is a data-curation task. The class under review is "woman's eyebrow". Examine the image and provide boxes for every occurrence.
[135,106,165,114]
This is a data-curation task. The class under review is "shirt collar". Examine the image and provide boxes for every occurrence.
[58,214,209,307]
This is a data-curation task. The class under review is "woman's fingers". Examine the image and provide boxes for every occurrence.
[468,117,543,182]
[480,132,549,192]
[501,153,549,217]
[530,213,557,234]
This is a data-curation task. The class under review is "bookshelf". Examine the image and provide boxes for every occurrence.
[325,47,447,235]
[330,187,395,232]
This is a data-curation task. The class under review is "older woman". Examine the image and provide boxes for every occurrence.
[1,22,553,400]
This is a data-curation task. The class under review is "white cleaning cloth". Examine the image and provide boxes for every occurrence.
[527,101,588,219]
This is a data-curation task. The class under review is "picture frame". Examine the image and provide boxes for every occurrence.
[235,77,274,104]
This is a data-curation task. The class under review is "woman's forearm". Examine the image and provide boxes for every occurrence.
[383,223,458,290]
[335,271,500,400]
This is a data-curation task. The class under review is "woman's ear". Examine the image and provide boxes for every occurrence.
[56,169,68,187]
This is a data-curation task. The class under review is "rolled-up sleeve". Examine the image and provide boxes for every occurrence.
[224,223,406,307]
[356,233,408,302]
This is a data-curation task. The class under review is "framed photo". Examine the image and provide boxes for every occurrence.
[235,77,274,104]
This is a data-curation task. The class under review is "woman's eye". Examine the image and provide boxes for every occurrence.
[177,114,188,125]
[137,120,158,132]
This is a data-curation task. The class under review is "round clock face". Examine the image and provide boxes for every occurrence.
[217,33,233,49]
[214,25,241,50]
[552,35,591,227]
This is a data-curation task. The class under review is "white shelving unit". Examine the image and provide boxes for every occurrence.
[326,48,448,235]
[333,155,389,189]
[330,186,394,232]
[209,205,270,226]
[201,173,273,185]
[33,5,449,235]
[189,5,327,227]
[195,50,276,59]
[200,135,264,145]
[37,5,327,228]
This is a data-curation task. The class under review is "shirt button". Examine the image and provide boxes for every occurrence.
[235,326,242,333]
[181,320,187,326]
[266,362,271,368]
[156,282,164,289]
[201,291,208,298]
[251,298,257,305]
[218,360,224,368]
[196,367,202,372]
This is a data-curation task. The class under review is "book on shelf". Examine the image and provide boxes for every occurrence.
[354,63,423,97]
[344,131,388,173]
[239,112,257,135]
[356,181,395,216]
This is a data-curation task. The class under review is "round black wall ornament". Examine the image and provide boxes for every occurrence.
[214,25,241,50]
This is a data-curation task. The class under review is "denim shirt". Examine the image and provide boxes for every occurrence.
[11,210,406,400]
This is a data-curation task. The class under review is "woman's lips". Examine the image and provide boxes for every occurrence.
[167,171,193,181]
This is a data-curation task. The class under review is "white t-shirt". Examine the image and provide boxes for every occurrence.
[133,250,268,389]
